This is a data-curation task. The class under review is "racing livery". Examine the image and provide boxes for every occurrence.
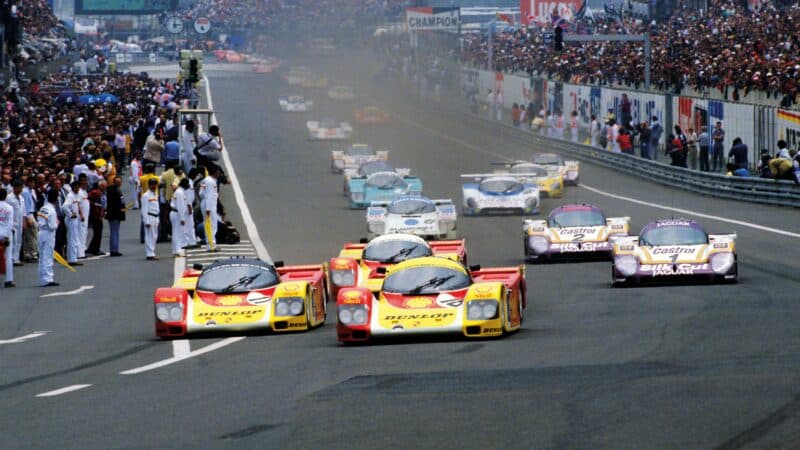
[330,143,388,174]
[307,119,353,140]
[493,161,564,198]
[366,195,457,240]
[153,259,327,338]
[611,219,738,286]
[336,257,526,342]
[342,160,411,196]
[532,153,580,185]
[349,171,422,209]
[328,85,355,100]
[327,233,467,300]
[279,95,313,112]
[523,204,629,261]
[461,173,540,216]
[354,106,390,124]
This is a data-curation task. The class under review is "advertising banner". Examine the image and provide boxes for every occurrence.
[521,0,584,26]
[405,7,460,31]
[775,109,800,150]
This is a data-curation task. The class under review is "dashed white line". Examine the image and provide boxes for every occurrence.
[0,331,49,345]
[172,339,191,358]
[40,285,95,298]
[36,384,92,397]
[120,337,246,375]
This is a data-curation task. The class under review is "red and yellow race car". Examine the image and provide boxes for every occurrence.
[336,256,526,343]
[327,234,466,301]
[154,258,327,338]
[353,106,390,124]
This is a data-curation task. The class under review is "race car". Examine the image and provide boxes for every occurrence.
[349,171,422,209]
[330,143,388,174]
[493,161,564,198]
[336,256,526,343]
[285,66,312,85]
[523,204,629,261]
[254,57,282,73]
[342,160,411,195]
[461,173,540,216]
[328,85,355,100]
[213,50,247,63]
[353,106,390,124]
[153,258,327,338]
[531,153,580,185]
[611,219,738,286]
[327,233,466,300]
[279,95,313,112]
[299,74,329,88]
[366,195,457,240]
[307,119,353,140]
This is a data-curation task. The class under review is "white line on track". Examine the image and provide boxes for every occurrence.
[40,285,95,298]
[0,331,49,345]
[172,339,191,358]
[36,384,92,397]
[400,115,800,239]
[119,337,246,375]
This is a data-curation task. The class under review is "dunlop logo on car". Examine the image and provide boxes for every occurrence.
[197,310,261,317]
[384,313,455,320]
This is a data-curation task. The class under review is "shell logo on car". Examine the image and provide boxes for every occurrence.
[404,297,434,309]
[218,295,243,306]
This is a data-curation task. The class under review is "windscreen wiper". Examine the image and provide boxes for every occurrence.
[221,273,262,293]
[408,275,455,295]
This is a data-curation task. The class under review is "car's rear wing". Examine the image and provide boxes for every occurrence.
[471,265,525,287]
[709,233,737,243]
[430,239,465,258]
[461,173,546,180]
[277,264,326,282]
[523,219,548,232]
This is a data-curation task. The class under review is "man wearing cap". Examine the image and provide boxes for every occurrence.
[37,189,60,287]
[0,189,15,287]
[106,176,126,257]
[141,178,160,260]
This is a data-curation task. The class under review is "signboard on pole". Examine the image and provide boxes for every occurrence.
[194,17,211,34]
[405,7,460,31]
[520,0,584,26]
[76,0,175,15]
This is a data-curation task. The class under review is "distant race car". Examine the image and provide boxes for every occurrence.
[460,173,540,216]
[349,171,422,209]
[285,66,311,85]
[342,160,411,195]
[611,219,738,286]
[254,57,281,73]
[279,95,313,112]
[493,161,564,198]
[307,119,353,140]
[328,85,355,100]
[523,204,629,262]
[336,256,526,343]
[299,74,329,88]
[366,195,457,240]
[327,233,466,300]
[213,50,247,63]
[354,106,390,124]
[330,143,388,174]
[531,153,580,185]
[153,258,327,338]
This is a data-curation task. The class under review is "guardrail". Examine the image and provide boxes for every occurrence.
[424,98,800,208]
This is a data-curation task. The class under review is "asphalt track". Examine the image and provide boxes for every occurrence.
[1,47,799,449]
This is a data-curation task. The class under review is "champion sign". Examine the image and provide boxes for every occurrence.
[406,7,460,31]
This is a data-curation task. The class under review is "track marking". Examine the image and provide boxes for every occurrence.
[40,285,95,298]
[0,331,49,345]
[119,337,245,375]
[36,384,91,397]
[401,115,800,239]
[172,339,191,358]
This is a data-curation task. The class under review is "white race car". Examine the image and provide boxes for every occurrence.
[461,173,540,216]
[328,85,355,100]
[331,143,388,174]
[307,119,353,140]
[366,195,457,240]
[279,95,313,112]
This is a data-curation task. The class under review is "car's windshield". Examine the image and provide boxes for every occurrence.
[549,210,606,227]
[196,263,280,293]
[511,165,548,176]
[640,225,708,246]
[388,198,435,214]
[368,173,405,189]
[533,154,563,165]
[480,178,522,194]
[346,145,374,156]
[383,265,471,294]
[358,161,394,176]
[363,239,432,263]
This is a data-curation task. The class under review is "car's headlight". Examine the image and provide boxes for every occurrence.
[710,253,735,274]
[467,300,499,320]
[339,305,368,325]
[526,197,539,209]
[528,236,549,254]
[614,255,638,276]
[331,270,355,287]
[156,303,183,322]
[275,297,304,316]
[566,170,578,179]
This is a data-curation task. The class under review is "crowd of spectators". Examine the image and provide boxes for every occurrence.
[461,0,800,105]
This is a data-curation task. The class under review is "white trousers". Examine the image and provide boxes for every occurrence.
[2,237,12,282]
[66,219,81,263]
[170,212,183,255]
[38,231,55,285]
[144,220,159,257]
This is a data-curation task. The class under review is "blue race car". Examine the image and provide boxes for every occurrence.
[348,171,422,209]
[460,173,540,216]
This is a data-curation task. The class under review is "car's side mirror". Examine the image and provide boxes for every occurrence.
[469,264,481,272]
[376,267,387,275]
[359,237,368,243]
[192,263,204,271]
[273,260,284,268]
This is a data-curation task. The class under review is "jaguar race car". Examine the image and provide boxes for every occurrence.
[307,119,353,140]
[279,95,313,112]
[153,258,327,338]
[523,204,629,261]
[353,106,390,124]
[532,153,580,185]
[342,160,411,196]
[611,219,738,286]
[328,85,355,100]
[493,161,564,198]
[330,143,388,174]
[461,173,540,216]
[366,195,457,240]
[327,233,466,300]
[336,257,526,343]
[349,171,422,209]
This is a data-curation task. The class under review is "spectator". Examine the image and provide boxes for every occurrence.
[21,176,39,262]
[495,90,504,121]
[105,176,125,257]
[648,116,663,161]
[776,140,791,159]
[143,127,165,167]
[511,103,520,127]
[86,180,107,255]
[569,111,579,143]
[666,133,684,167]
[0,189,15,288]
[686,128,699,170]
[636,121,650,158]
[698,126,710,172]
[8,180,25,267]
[711,121,725,172]
[726,163,750,177]
[164,136,181,170]
[181,120,197,173]
[728,137,749,171]
[767,155,795,180]
[196,125,224,168]
[617,128,634,155]
[199,165,220,252]
[141,178,160,261]
[37,189,59,287]
[590,114,600,147]
[63,181,83,266]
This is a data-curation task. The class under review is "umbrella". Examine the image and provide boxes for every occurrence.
[56,90,79,105]
[78,94,100,105]
[97,92,119,103]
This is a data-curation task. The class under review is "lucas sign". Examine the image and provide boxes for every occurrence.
[406,7,460,31]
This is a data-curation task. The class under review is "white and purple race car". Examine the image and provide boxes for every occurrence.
[366,195,457,240]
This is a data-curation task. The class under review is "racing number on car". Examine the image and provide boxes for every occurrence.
[669,254,679,263]
[571,233,585,242]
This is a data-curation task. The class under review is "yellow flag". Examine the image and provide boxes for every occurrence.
[54,251,77,273]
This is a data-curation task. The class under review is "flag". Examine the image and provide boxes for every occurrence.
[575,0,587,21]
[604,1,623,23]
[496,12,514,25]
